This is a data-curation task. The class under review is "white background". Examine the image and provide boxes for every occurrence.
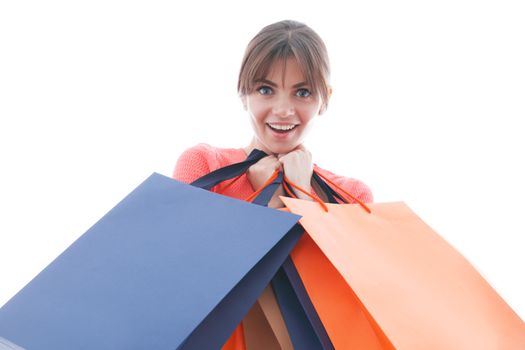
[1,1,524,320]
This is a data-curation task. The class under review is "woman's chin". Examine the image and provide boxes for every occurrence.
[248,137,300,156]
[267,144,299,156]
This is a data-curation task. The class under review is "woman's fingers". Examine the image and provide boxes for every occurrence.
[246,155,282,190]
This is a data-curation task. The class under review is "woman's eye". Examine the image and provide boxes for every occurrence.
[257,86,273,95]
[296,88,311,98]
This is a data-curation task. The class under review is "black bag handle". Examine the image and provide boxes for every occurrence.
[312,172,348,204]
[190,148,345,207]
[190,149,267,190]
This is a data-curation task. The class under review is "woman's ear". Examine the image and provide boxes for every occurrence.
[241,95,247,110]
[319,86,333,115]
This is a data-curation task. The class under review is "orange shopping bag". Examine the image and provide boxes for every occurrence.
[282,196,525,350]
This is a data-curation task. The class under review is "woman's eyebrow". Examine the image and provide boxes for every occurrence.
[255,79,278,87]
[292,81,308,88]
[255,79,308,88]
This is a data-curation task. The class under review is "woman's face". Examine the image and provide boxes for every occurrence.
[242,57,323,155]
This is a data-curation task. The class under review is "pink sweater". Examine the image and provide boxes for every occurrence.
[173,144,373,204]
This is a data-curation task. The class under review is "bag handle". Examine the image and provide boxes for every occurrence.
[312,170,371,213]
[281,176,328,212]
[190,149,267,190]
[312,171,347,204]
[274,172,371,213]
[189,149,283,207]
[190,148,370,212]
[245,170,284,207]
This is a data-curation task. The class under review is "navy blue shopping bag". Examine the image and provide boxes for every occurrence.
[194,149,335,349]
[195,149,336,350]
[0,172,302,350]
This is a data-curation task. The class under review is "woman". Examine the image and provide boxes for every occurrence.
[174,20,372,207]
[173,19,373,348]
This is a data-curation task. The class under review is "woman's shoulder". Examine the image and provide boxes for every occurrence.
[173,143,246,183]
[314,165,374,204]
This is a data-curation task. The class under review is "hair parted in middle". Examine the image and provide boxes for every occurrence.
[237,20,331,113]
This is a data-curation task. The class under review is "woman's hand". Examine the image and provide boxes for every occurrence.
[278,145,314,200]
[246,145,314,206]
[246,155,284,208]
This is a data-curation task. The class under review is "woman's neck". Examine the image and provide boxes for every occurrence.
[243,138,273,157]
[243,138,305,157]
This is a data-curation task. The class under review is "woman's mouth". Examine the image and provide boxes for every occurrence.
[267,123,298,134]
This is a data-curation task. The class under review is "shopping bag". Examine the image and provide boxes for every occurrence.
[290,233,393,349]
[255,285,294,350]
[243,285,293,350]
[0,337,25,350]
[190,152,334,350]
[221,327,246,350]
[271,258,334,349]
[204,154,373,349]
[243,298,282,350]
[282,196,525,350]
[278,171,391,349]
[0,173,302,350]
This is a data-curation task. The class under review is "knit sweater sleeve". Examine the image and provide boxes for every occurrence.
[340,177,374,204]
[315,167,374,204]
[172,144,219,184]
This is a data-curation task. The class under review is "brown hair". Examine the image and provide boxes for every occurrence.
[238,20,331,113]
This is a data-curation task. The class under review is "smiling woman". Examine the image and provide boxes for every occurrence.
[241,57,323,156]
[172,20,373,348]
[0,1,523,348]
[173,20,372,209]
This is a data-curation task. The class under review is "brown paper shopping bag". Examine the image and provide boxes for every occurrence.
[243,285,293,350]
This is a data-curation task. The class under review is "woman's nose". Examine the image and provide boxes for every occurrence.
[272,96,295,117]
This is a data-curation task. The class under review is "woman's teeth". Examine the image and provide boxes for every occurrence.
[268,123,297,131]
